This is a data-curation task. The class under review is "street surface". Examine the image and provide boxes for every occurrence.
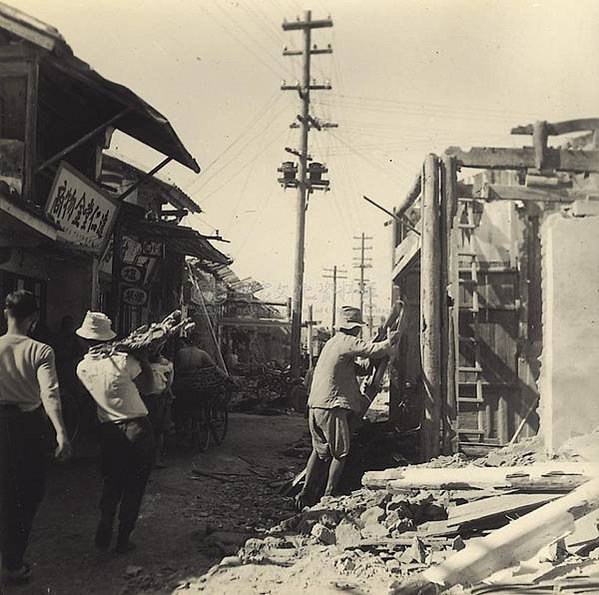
[4,413,307,595]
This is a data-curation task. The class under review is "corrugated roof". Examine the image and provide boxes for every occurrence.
[126,219,231,266]
[0,2,200,173]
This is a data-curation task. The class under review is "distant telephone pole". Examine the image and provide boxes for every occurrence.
[323,265,348,335]
[280,11,334,379]
[353,232,373,316]
[368,284,374,338]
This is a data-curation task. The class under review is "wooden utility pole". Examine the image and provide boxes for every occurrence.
[420,154,442,461]
[368,284,374,338]
[323,265,348,335]
[304,304,321,366]
[282,11,333,379]
[353,232,373,318]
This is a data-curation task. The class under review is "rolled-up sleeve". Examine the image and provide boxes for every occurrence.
[349,337,391,359]
[37,346,61,403]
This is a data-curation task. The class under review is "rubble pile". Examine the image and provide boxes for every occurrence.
[192,437,599,594]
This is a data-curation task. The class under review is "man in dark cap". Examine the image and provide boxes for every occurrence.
[296,306,402,509]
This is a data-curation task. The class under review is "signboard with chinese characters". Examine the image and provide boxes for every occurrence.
[119,264,144,285]
[45,162,119,255]
[140,239,165,258]
[122,286,148,307]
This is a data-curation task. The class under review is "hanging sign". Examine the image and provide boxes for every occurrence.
[119,264,144,285]
[122,286,148,307]
[45,161,119,255]
[140,239,165,258]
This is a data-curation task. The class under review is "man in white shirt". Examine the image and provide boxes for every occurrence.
[76,312,155,554]
[0,290,71,584]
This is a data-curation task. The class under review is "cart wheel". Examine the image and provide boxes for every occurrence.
[209,398,229,445]
[191,407,211,453]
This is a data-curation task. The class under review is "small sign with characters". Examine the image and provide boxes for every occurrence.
[140,239,165,258]
[119,264,144,285]
[45,162,119,255]
[122,286,148,307]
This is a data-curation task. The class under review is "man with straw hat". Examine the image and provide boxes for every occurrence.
[76,312,155,554]
[296,305,402,509]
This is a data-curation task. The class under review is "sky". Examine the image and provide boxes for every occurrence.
[13,0,599,328]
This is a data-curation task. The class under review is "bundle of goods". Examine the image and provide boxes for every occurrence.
[90,310,194,357]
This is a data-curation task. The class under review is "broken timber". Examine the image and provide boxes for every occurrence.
[362,463,599,491]
[420,478,599,590]
[446,146,599,173]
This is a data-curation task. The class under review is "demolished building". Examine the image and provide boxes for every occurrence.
[389,120,599,457]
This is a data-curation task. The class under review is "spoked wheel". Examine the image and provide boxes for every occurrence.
[209,397,229,445]
[191,406,211,453]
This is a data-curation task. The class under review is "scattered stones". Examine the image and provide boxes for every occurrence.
[311,523,336,545]
[335,518,363,550]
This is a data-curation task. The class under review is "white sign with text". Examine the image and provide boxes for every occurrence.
[45,162,119,255]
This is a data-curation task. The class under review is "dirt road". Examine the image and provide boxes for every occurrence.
[5,413,308,595]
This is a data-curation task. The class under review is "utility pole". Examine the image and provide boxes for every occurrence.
[304,304,320,366]
[353,233,373,316]
[280,11,334,379]
[368,284,374,338]
[323,265,348,335]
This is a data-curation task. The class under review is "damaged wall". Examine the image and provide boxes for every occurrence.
[540,212,599,454]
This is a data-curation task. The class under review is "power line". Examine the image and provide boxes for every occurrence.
[185,91,281,192]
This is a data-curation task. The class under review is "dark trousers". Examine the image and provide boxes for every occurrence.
[0,405,46,571]
[99,417,154,537]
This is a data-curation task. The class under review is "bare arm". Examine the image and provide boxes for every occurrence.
[37,347,71,459]
[133,353,155,396]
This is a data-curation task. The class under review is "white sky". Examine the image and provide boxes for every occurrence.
[13,0,599,327]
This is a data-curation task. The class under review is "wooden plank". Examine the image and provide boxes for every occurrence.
[512,118,599,136]
[418,478,599,591]
[482,183,582,203]
[447,493,561,527]
[363,463,599,491]
[446,146,599,173]
[392,230,420,281]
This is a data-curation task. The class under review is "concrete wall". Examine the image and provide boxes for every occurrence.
[540,213,599,454]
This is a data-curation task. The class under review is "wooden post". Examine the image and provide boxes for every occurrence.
[91,256,100,310]
[308,304,314,366]
[441,155,459,453]
[420,154,442,461]
[110,220,123,334]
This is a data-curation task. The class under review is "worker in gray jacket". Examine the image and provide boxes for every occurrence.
[296,305,401,509]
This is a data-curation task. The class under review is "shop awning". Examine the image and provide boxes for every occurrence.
[101,153,201,214]
[126,219,231,266]
[0,192,58,245]
[0,3,200,173]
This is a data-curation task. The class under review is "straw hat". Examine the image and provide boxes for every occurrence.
[76,311,116,341]
[336,306,365,331]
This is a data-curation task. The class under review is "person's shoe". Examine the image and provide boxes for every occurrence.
[113,537,137,554]
[95,520,113,550]
[2,563,32,584]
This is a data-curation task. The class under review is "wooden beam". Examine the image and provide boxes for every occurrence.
[417,478,599,592]
[392,230,420,281]
[441,155,459,454]
[480,183,582,202]
[512,118,599,137]
[446,146,599,173]
[362,463,599,491]
[420,154,442,460]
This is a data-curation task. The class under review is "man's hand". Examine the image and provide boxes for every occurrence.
[55,434,72,462]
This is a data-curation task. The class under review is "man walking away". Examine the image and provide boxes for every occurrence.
[76,312,155,554]
[296,306,402,509]
[0,290,71,584]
